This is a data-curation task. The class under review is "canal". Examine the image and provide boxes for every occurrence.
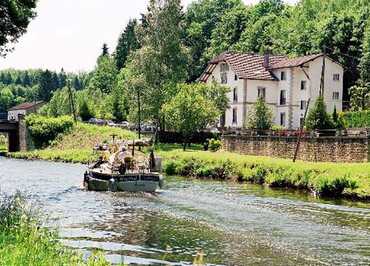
[0,157,369,265]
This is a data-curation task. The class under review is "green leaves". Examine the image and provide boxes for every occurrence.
[305,97,335,130]
[246,98,273,130]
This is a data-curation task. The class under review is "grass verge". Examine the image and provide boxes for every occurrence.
[8,123,136,164]
[157,146,370,199]
[0,192,121,266]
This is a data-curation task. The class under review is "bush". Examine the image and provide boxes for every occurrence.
[246,97,273,130]
[305,97,334,130]
[26,114,74,148]
[208,138,222,152]
[340,110,370,128]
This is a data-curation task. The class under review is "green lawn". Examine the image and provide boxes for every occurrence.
[157,145,370,199]
[9,123,136,164]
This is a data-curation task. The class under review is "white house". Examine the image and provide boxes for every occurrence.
[8,101,44,121]
[199,52,344,129]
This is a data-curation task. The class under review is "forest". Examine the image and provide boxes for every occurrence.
[0,0,369,122]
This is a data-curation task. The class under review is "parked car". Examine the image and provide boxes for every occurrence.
[88,118,106,126]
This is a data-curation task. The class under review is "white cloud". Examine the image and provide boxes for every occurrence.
[0,0,297,72]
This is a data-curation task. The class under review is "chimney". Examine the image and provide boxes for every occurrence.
[263,52,270,69]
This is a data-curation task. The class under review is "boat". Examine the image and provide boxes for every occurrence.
[84,139,164,192]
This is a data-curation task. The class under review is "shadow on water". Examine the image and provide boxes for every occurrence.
[0,157,369,265]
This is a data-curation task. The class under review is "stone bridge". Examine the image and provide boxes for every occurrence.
[0,114,29,152]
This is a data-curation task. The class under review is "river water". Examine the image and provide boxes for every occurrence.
[0,157,369,265]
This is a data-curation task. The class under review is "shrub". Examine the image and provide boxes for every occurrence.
[26,114,74,148]
[305,97,334,130]
[246,97,273,130]
[208,138,222,152]
[340,110,370,128]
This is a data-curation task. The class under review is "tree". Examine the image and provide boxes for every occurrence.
[0,87,14,112]
[38,70,54,101]
[305,96,334,130]
[124,0,189,130]
[332,105,345,129]
[246,97,273,130]
[79,98,93,121]
[89,54,118,94]
[101,43,109,56]
[349,83,370,111]
[114,19,140,70]
[184,0,243,81]
[163,84,219,150]
[0,0,37,56]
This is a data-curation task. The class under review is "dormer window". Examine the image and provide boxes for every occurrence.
[220,63,229,72]
[280,71,286,81]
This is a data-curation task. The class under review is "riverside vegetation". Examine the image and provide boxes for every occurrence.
[7,115,370,200]
[0,193,124,266]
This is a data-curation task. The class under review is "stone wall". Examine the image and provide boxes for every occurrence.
[222,134,370,163]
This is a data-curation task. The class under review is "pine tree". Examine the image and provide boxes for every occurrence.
[101,43,109,57]
[114,19,140,70]
[305,97,334,130]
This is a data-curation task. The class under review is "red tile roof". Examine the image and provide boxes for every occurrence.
[8,101,44,111]
[200,52,325,82]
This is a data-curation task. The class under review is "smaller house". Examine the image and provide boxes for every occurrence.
[8,101,44,121]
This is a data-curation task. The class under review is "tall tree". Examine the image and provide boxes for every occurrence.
[101,43,109,57]
[124,0,189,129]
[89,54,118,94]
[184,0,243,81]
[114,19,140,70]
[0,0,37,56]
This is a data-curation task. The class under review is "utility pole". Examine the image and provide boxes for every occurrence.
[293,98,311,163]
[319,47,326,98]
[67,80,77,123]
[137,89,141,140]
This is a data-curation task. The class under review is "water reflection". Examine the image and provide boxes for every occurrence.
[0,157,369,265]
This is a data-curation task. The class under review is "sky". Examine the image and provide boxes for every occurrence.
[0,0,297,72]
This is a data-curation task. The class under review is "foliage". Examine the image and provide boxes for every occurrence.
[0,193,121,265]
[123,0,189,129]
[246,97,273,130]
[0,0,37,56]
[208,138,222,152]
[25,115,74,148]
[89,51,118,94]
[10,123,136,163]
[114,19,140,70]
[0,134,7,152]
[332,106,345,129]
[163,83,219,149]
[305,97,334,130]
[349,83,370,111]
[79,98,93,121]
[160,149,370,198]
[340,110,370,128]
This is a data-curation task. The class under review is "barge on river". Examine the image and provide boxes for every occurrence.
[84,139,164,193]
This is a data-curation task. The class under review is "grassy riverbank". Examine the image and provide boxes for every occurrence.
[0,193,118,265]
[157,146,370,199]
[9,123,136,163]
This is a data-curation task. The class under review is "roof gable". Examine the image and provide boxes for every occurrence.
[8,101,44,111]
[199,52,340,82]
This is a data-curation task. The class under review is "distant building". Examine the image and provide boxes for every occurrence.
[8,101,44,121]
[199,52,344,129]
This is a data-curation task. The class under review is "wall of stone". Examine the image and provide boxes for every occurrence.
[222,134,370,163]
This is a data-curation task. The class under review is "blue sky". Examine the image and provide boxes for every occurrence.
[0,0,297,72]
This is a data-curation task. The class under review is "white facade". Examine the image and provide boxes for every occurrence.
[8,110,27,121]
[206,56,344,129]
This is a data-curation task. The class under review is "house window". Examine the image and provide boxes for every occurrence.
[280,90,287,105]
[300,100,307,110]
[333,92,340,100]
[232,108,238,124]
[233,87,238,103]
[235,74,238,81]
[258,87,266,100]
[221,72,227,84]
[281,71,286,81]
[280,113,286,127]
[220,63,229,72]
[301,80,307,90]
[333,74,340,81]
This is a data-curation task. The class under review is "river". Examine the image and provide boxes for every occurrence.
[0,157,369,265]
